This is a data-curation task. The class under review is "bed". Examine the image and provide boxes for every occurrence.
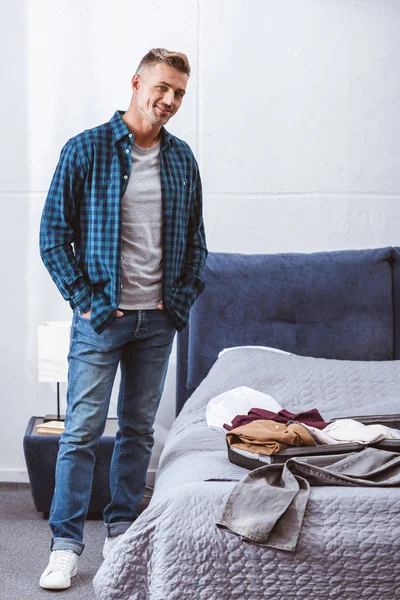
[93,246,400,600]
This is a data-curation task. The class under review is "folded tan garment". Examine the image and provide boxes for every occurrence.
[226,419,318,455]
[36,420,65,436]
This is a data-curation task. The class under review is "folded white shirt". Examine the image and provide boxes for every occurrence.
[206,386,283,431]
[316,419,400,445]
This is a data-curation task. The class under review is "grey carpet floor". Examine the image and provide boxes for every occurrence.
[0,483,119,600]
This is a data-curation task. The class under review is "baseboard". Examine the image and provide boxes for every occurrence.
[0,468,157,487]
[0,469,30,483]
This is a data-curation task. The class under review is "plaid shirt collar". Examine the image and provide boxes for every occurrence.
[109,110,173,150]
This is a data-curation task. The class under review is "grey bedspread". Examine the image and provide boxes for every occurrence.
[93,349,400,600]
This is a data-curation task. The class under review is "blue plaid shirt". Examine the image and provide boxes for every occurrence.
[40,111,207,333]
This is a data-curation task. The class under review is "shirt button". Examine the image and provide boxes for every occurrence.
[128,133,132,138]
[123,175,128,180]
[126,149,130,153]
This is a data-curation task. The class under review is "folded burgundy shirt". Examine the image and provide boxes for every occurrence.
[224,408,328,432]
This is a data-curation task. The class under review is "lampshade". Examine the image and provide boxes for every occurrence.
[38,321,71,382]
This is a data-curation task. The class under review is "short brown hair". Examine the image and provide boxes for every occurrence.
[136,48,191,77]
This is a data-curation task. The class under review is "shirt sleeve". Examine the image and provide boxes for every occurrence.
[39,137,92,314]
[182,159,208,296]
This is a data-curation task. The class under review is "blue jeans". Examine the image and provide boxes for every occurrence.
[49,308,176,555]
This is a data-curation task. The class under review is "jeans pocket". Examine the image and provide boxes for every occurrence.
[77,312,91,321]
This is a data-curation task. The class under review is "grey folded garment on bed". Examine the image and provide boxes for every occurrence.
[217,447,400,552]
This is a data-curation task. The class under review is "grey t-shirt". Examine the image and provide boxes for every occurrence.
[119,140,163,309]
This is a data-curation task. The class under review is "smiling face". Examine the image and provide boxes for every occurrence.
[132,62,188,127]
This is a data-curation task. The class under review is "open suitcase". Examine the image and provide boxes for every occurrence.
[227,413,400,470]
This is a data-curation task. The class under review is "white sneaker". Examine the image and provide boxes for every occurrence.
[103,534,124,560]
[39,550,78,590]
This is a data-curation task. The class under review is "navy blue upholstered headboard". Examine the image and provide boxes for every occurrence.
[176,247,400,415]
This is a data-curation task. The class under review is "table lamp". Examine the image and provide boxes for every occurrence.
[38,321,71,422]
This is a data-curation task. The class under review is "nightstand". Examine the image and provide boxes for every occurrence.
[23,416,118,516]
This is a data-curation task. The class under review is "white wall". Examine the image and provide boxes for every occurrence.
[1,0,399,481]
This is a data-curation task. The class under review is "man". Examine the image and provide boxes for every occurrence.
[39,48,207,590]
